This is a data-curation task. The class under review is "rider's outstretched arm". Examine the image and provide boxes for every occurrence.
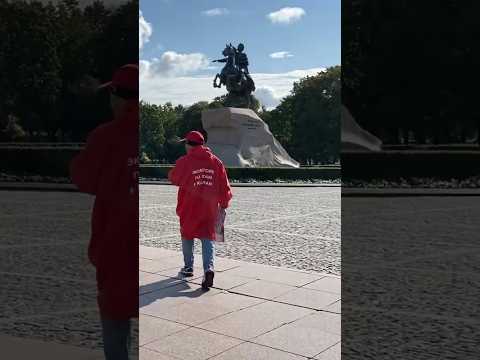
[213,58,228,63]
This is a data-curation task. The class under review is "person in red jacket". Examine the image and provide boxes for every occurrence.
[168,131,232,289]
[70,64,139,360]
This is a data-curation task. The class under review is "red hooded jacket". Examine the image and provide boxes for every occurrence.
[168,146,232,240]
[70,109,139,320]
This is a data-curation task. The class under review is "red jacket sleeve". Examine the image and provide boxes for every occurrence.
[218,163,232,209]
[70,127,108,195]
[168,158,184,186]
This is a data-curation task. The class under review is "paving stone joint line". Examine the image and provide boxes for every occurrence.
[311,340,341,359]
[141,268,340,314]
[140,255,340,278]
[142,310,316,360]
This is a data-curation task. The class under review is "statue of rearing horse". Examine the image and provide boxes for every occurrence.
[213,43,255,97]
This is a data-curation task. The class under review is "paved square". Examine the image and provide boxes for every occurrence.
[140,184,340,275]
[139,246,341,359]
[140,184,341,359]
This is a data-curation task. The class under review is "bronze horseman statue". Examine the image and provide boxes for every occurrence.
[213,43,255,101]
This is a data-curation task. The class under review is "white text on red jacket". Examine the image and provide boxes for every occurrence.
[192,168,214,187]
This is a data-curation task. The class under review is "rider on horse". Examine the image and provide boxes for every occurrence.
[235,43,249,74]
[213,43,255,94]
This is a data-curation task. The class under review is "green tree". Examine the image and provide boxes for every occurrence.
[343,1,480,144]
[0,0,137,142]
[140,102,166,160]
[264,66,340,164]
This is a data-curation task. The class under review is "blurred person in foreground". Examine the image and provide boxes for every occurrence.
[168,131,232,289]
[70,64,139,360]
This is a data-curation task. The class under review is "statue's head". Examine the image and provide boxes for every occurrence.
[237,43,245,52]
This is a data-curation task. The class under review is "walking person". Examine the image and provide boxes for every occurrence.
[70,64,139,360]
[168,131,232,289]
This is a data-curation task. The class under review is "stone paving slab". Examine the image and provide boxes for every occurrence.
[304,276,342,294]
[145,327,242,360]
[274,288,340,311]
[140,348,179,360]
[188,272,252,290]
[227,279,296,300]
[139,315,188,347]
[210,342,308,360]
[220,263,324,287]
[198,301,314,341]
[314,343,341,360]
[140,272,185,295]
[143,291,263,327]
[252,311,340,356]
[140,246,341,360]
[140,282,222,312]
[324,300,341,314]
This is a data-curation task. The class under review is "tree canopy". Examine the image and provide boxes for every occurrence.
[343,1,480,144]
[0,0,138,142]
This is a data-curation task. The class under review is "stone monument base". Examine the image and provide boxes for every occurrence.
[202,107,299,168]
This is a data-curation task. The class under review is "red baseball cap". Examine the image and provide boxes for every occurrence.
[180,131,205,145]
[99,64,138,98]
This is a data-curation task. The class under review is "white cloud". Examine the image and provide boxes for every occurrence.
[202,8,229,16]
[269,51,294,59]
[140,67,325,108]
[267,7,306,24]
[141,51,210,77]
[139,60,152,78]
[139,11,153,50]
[254,86,282,110]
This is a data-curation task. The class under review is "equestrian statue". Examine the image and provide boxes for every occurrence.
[213,43,255,97]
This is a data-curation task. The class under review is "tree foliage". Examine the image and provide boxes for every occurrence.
[264,66,340,164]
[0,0,138,141]
[343,1,480,144]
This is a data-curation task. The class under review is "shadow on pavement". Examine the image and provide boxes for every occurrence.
[139,273,208,308]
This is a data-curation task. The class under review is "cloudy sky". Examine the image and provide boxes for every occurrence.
[140,0,340,109]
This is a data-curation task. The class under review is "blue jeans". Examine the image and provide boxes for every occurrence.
[182,239,215,272]
[101,318,131,360]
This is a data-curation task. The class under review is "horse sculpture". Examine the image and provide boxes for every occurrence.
[213,43,255,97]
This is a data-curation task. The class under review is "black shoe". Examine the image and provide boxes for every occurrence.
[180,267,194,277]
[202,270,214,290]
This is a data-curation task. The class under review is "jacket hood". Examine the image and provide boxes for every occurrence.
[188,145,214,160]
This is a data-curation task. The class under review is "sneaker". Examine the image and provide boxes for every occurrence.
[201,270,215,290]
[180,267,194,277]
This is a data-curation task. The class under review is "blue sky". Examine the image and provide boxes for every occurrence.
[140,0,340,108]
